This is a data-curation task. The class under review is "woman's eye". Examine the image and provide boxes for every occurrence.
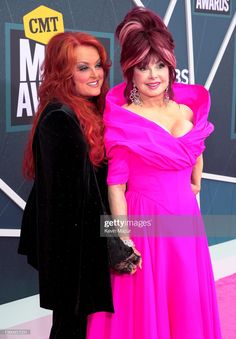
[77,65,88,71]
[158,62,165,69]
[95,62,102,68]
[138,66,147,71]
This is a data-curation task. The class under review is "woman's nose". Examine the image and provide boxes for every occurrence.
[149,67,158,78]
[90,68,98,78]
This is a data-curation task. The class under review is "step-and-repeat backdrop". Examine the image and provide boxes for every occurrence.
[0,0,235,337]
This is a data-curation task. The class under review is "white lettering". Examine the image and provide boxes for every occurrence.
[196,0,202,9]
[195,0,230,11]
[215,0,220,10]
[181,69,189,84]
[201,0,209,10]
[30,82,39,112]
[224,0,229,11]
[175,69,181,83]
[175,69,189,84]
[20,39,45,82]
[209,0,215,10]
[16,82,32,117]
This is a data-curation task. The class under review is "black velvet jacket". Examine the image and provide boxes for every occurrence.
[18,103,114,315]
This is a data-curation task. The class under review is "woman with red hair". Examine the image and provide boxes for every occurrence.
[18,31,115,339]
[86,7,222,339]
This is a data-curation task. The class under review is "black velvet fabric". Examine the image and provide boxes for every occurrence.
[18,103,114,316]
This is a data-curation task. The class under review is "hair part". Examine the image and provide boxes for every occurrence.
[116,7,176,103]
[23,32,111,179]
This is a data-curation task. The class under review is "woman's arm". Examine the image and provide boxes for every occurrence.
[191,154,203,195]
[108,184,142,269]
[108,184,129,240]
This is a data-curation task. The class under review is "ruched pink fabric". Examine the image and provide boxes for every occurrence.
[86,82,222,339]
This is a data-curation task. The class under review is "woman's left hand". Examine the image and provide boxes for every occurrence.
[191,183,201,195]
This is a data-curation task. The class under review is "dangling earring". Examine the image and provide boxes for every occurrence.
[130,84,142,106]
[164,86,170,103]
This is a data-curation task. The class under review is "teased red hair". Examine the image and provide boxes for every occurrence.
[23,32,110,179]
[116,7,176,103]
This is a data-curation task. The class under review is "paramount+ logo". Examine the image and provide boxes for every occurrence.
[193,0,231,15]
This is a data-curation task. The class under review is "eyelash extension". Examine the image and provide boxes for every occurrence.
[138,66,147,71]
[77,62,102,71]
[78,65,88,71]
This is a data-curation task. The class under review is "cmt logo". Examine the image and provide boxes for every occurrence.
[23,5,64,44]
[5,23,114,132]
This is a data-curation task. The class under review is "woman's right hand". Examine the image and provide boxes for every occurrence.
[120,238,142,273]
[128,246,142,274]
[133,247,142,269]
[113,243,142,275]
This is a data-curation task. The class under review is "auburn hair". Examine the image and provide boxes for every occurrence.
[23,32,110,179]
[116,7,176,103]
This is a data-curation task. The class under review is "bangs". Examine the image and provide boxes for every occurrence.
[135,50,164,69]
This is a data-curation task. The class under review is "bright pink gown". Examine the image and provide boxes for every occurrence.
[86,82,222,339]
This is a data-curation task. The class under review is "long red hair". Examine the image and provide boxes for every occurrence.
[23,32,110,179]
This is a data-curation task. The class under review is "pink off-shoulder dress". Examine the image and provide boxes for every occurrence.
[86,82,222,339]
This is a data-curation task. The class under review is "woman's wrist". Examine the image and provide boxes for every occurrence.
[121,238,135,248]
[191,183,201,195]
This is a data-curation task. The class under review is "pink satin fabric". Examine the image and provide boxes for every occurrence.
[86,82,222,339]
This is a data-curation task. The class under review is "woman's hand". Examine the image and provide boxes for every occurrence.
[128,246,142,275]
[108,185,142,274]
[121,238,142,271]
[191,183,201,195]
[133,247,142,269]
[191,155,203,195]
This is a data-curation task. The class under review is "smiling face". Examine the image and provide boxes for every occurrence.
[133,56,169,102]
[72,45,104,98]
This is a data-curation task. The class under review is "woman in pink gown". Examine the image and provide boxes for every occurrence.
[87,7,222,339]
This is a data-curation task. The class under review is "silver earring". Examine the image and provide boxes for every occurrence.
[164,87,170,103]
[130,84,142,105]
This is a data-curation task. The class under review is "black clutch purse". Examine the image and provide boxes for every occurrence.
[93,168,141,274]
